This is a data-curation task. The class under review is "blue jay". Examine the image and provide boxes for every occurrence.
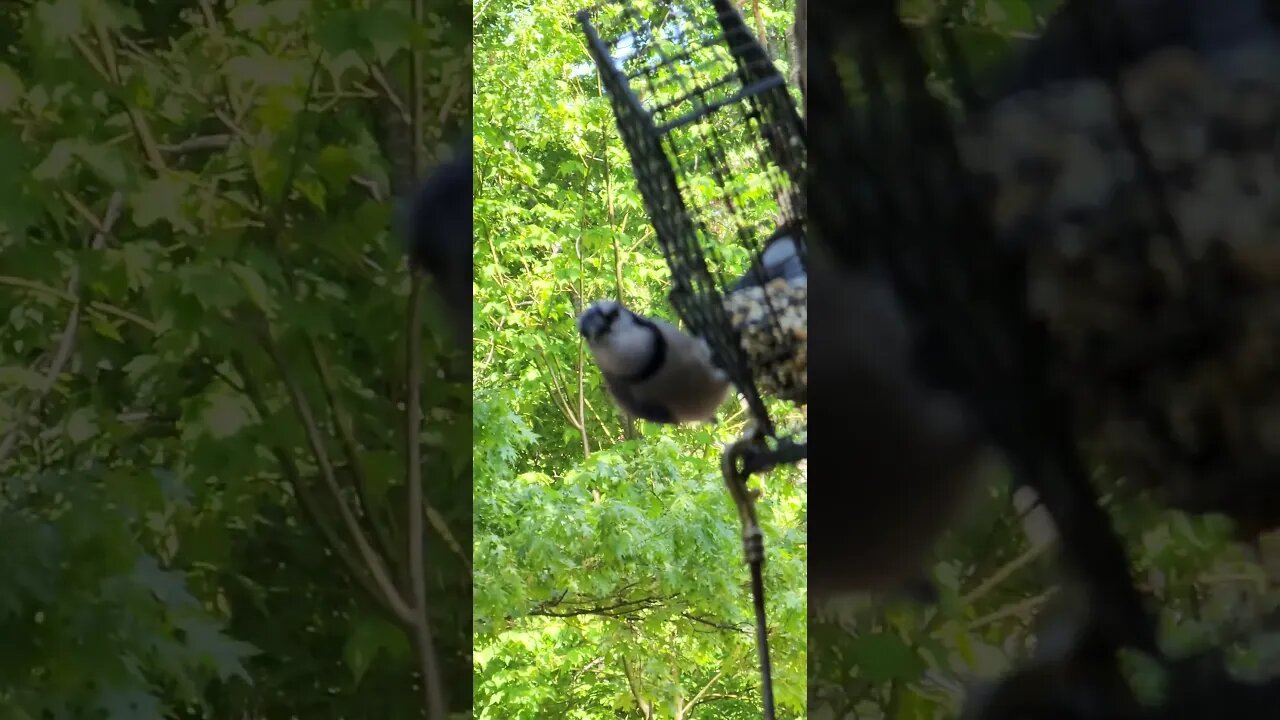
[577,299,731,424]
[724,229,809,404]
[729,227,807,292]
[807,244,990,599]
[405,141,472,347]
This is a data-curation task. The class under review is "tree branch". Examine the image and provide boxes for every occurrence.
[529,590,677,619]
[622,656,654,720]
[679,664,729,718]
[680,611,750,634]
[406,0,448,710]
[305,342,404,580]
[231,352,405,623]
[0,192,123,467]
[257,327,414,623]
[961,540,1052,606]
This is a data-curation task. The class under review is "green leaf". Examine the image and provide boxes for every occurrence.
[0,128,38,232]
[228,263,274,316]
[360,8,415,64]
[249,145,286,202]
[314,10,364,56]
[316,145,359,190]
[65,407,97,444]
[0,64,24,112]
[121,241,157,291]
[84,0,142,31]
[75,142,131,188]
[122,354,159,385]
[0,366,46,391]
[294,175,326,211]
[228,1,271,31]
[174,612,257,682]
[344,614,410,685]
[180,264,244,310]
[97,687,163,720]
[131,177,190,231]
[201,392,253,440]
[90,316,123,342]
[34,0,87,44]
[33,139,78,181]
[131,556,198,610]
[850,632,924,682]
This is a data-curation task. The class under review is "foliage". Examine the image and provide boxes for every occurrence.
[473,0,807,717]
[0,0,470,717]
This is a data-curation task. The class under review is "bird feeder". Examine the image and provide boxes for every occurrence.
[578,2,808,717]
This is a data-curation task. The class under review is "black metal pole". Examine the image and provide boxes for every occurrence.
[745,528,776,720]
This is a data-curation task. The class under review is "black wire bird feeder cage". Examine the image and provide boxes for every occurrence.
[810,0,1280,717]
[578,0,807,716]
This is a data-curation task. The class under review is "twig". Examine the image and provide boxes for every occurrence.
[406,276,447,717]
[576,231,590,458]
[680,660,734,718]
[426,503,471,572]
[481,232,586,432]
[680,611,750,634]
[305,342,405,581]
[966,587,1058,631]
[436,68,469,129]
[272,54,324,228]
[0,278,157,333]
[961,540,1052,606]
[232,352,404,623]
[258,328,414,624]
[157,134,233,154]
[368,63,410,123]
[749,0,767,45]
[87,23,165,172]
[0,192,123,466]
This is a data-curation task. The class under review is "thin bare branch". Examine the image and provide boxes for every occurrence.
[0,192,123,466]
[305,342,405,579]
[680,664,730,718]
[157,134,233,154]
[406,276,448,717]
[232,352,405,623]
[258,327,414,623]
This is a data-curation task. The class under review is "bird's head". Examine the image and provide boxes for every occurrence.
[577,299,633,342]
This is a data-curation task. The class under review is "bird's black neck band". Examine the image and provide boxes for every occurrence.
[629,316,667,382]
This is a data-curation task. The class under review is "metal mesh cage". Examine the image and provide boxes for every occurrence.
[809,0,1162,657]
[810,0,1280,716]
[578,0,806,440]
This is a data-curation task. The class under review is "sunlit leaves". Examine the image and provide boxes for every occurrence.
[474,0,805,715]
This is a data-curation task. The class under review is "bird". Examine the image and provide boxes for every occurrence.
[577,299,731,424]
[729,226,807,292]
[806,243,993,598]
[723,228,809,404]
[405,141,473,347]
